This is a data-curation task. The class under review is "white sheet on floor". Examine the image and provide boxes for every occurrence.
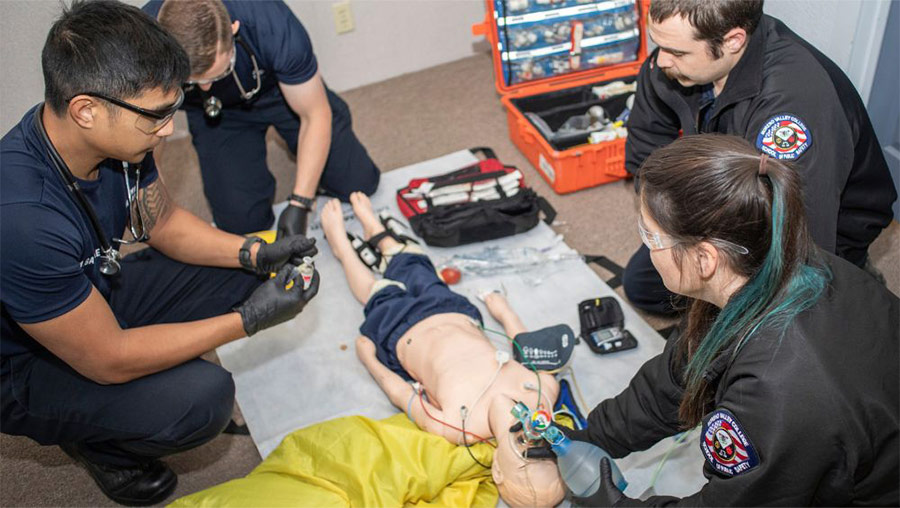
[216,150,706,500]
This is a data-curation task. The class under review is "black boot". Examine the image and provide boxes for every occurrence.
[60,442,177,506]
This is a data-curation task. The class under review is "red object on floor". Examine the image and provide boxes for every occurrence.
[440,267,462,285]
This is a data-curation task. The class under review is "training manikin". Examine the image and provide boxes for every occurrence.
[320,192,565,507]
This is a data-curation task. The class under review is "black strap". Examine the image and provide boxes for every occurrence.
[429,169,510,189]
[583,254,624,289]
[495,181,507,199]
[469,146,497,160]
[287,193,314,210]
[537,196,556,225]
[427,164,482,185]
[240,236,264,271]
[222,419,250,435]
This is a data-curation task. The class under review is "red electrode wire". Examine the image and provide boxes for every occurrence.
[418,392,496,447]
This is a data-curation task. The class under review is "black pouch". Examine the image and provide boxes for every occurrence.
[578,297,637,354]
[512,324,576,370]
[409,188,553,247]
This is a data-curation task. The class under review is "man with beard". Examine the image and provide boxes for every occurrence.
[621,0,895,315]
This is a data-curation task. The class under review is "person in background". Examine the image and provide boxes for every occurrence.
[143,0,380,238]
[622,0,896,315]
[1,1,319,504]
[559,135,898,506]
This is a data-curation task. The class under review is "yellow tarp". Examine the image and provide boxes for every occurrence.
[170,414,498,508]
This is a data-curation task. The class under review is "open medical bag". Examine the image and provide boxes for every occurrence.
[472,0,650,194]
[396,147,555,247]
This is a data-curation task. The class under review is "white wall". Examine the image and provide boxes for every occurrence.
[286,0,486,92]
[0,0,485,135]
[764,0,860,70]
[0,0,887,136]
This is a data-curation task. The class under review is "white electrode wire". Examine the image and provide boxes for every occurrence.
[525,381,554,413]
[468,360,504,417]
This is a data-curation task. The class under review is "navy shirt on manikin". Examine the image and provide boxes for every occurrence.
[0,105,158,361]
[142,0,319,111]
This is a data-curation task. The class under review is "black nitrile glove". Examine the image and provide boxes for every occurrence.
[523,423,592,459]
[276,204,309,239]
[571,458,640,507]
[255,235,317,275]
[235,263,320,336]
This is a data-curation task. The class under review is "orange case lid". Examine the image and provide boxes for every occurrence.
[472,0,650,97]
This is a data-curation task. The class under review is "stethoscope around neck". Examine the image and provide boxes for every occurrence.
[193,34,262,120]
[32,104,146,276]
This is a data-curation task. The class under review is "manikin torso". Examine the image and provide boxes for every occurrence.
[396,312,559,443]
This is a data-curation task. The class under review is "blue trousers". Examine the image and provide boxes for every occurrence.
[187,87,380,234]
[0,249,263,467]
[360,253,483,381]
[622,244,681,316]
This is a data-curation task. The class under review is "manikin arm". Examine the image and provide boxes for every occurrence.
[354,336,457,441]
[483,292,527,338]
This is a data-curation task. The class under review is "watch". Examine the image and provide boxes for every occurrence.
[239,236,264,271]
[287,193,315,210]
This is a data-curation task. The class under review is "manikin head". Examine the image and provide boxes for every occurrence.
[156,0,240,91]
[42,0,189,163]
[647,0,762,90]
[487,378,565,508]
[491,423,565,507]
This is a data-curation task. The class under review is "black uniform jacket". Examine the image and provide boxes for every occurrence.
[625,15,897,266]
[583,252,899,505]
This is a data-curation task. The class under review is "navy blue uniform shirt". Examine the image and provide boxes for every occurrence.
[143,0,319,110]
[0,105,158,361]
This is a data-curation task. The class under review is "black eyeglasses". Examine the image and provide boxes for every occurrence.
[67,89,184,134]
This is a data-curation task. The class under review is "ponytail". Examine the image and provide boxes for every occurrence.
[678,163,830,424]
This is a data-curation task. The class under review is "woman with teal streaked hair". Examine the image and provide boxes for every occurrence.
[562,134,899,506]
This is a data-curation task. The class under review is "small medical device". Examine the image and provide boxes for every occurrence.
[578,297,637,354]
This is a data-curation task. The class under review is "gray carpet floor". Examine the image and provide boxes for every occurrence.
[2,52,897,506]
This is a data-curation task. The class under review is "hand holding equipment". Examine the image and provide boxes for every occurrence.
[523,422,590,459]
[571,457,644,507]
[235,263,320,336]
[255,235,317,275]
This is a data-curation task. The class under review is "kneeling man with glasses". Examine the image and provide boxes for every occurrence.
[1,1,320,504]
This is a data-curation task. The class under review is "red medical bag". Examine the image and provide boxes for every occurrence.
[396,147,555,247]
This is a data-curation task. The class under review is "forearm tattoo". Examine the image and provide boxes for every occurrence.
[137,177,173,234]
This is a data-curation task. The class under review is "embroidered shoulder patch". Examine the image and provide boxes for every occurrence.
[700,408,760,476]
[756,114,812,160]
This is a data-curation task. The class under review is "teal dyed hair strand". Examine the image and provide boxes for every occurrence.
[683,176,830,394]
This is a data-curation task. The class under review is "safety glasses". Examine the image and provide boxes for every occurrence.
[638,215,750,255]
[638,215,680,251]
[185,46,237,86]
[69,89,184,134]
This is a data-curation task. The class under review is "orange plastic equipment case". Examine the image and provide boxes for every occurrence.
[472,0,650,194]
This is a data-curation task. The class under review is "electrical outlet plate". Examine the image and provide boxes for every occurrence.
[333,2,354,34]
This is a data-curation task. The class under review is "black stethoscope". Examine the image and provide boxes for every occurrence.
[192,35,262,120]
[32,104,147,276]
